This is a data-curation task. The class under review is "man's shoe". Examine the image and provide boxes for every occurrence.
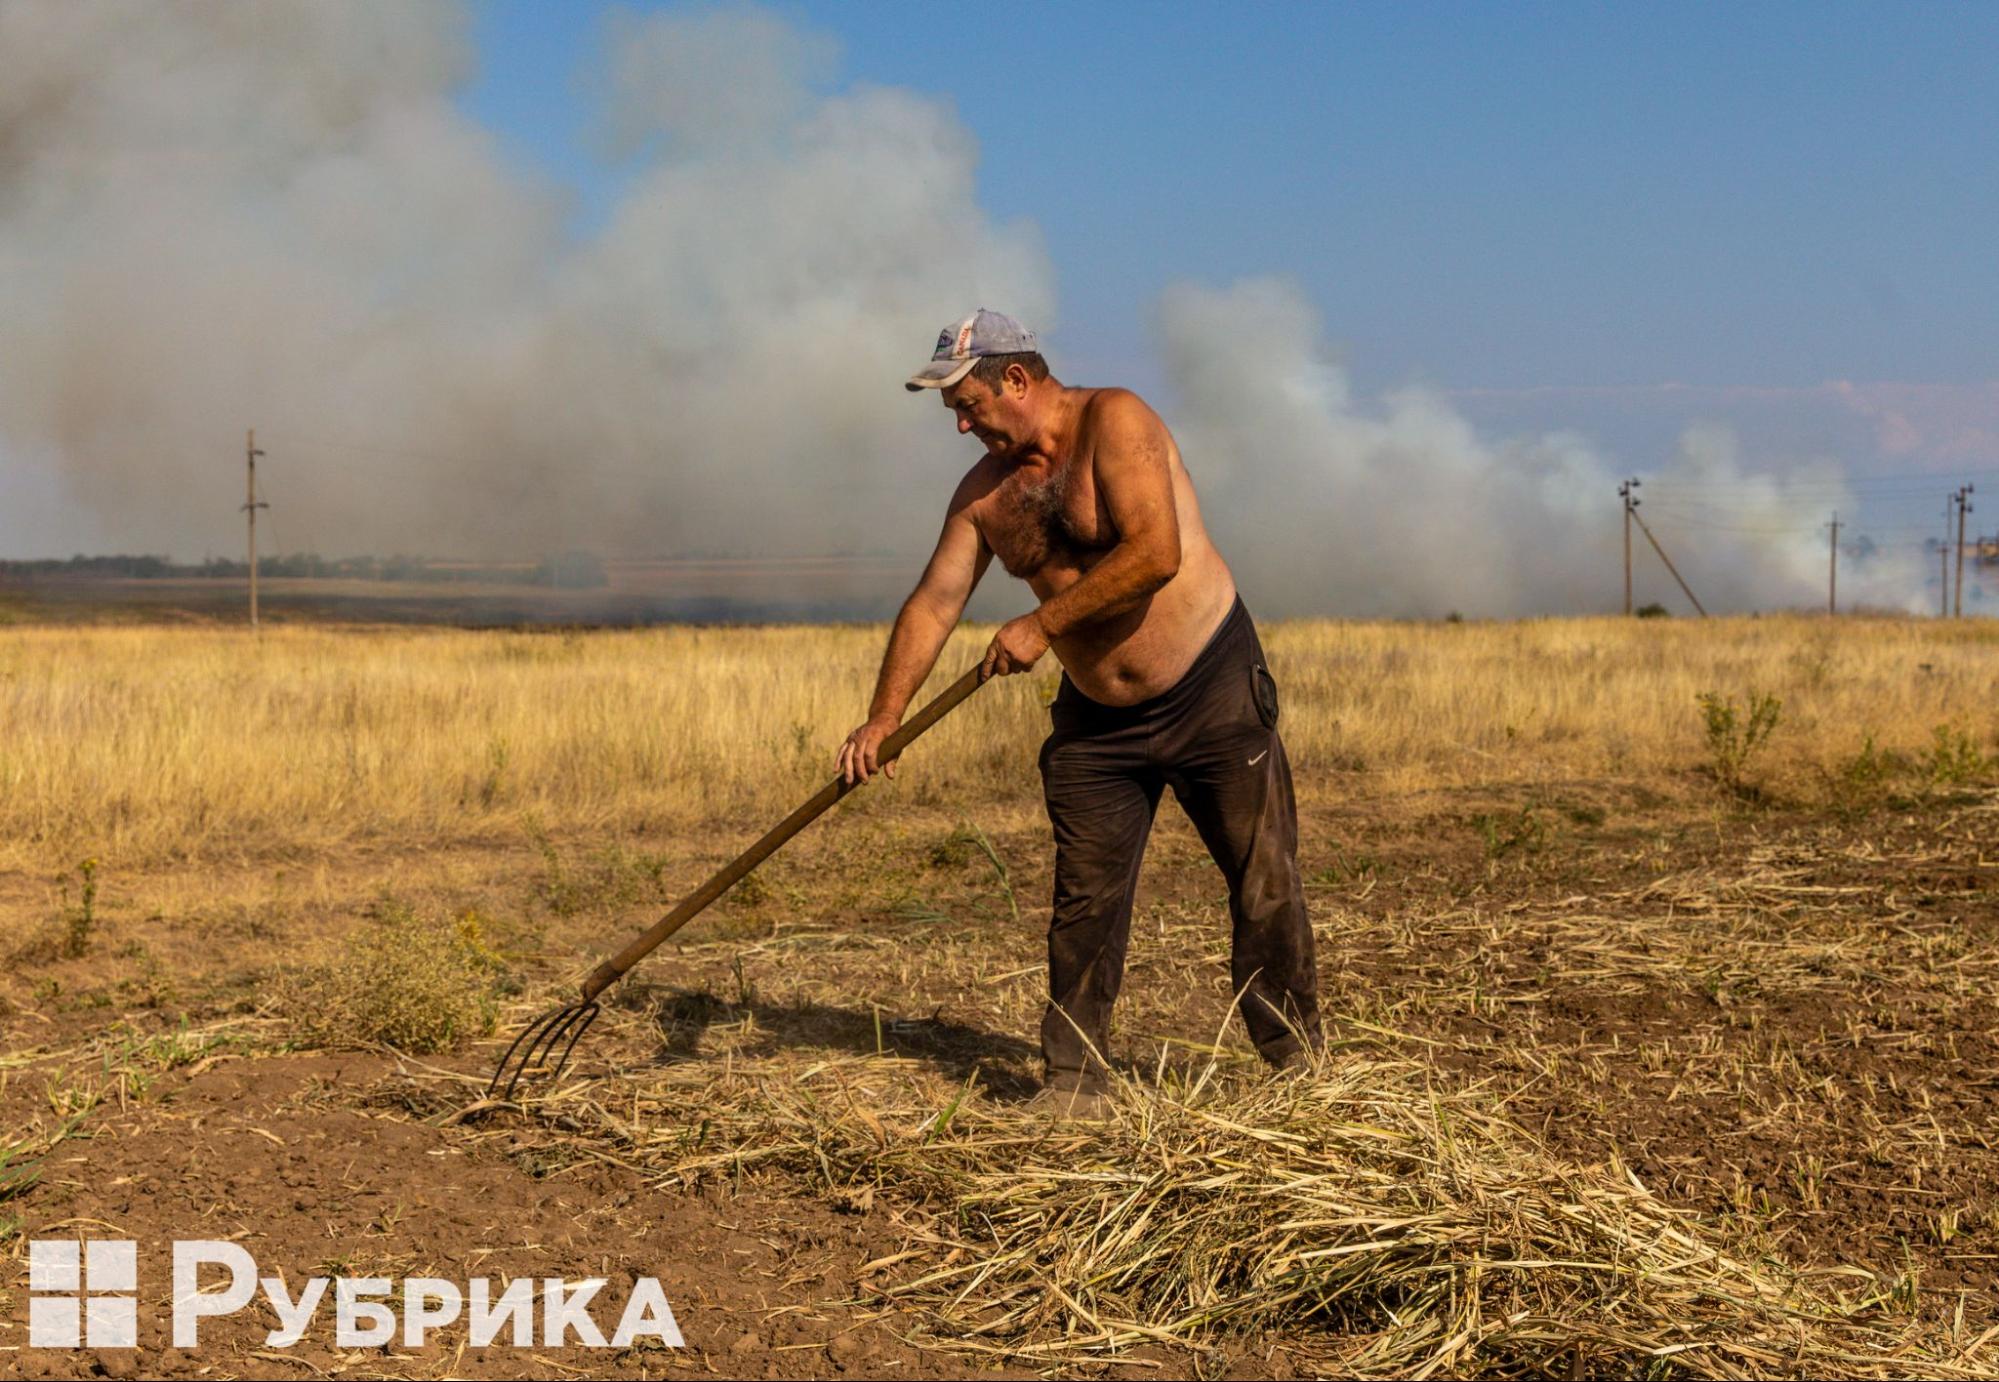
[1023,1083,1112,1123]
[1267,1043,1323,1078]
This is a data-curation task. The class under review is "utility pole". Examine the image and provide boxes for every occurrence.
[1627,503,1708,617]
[1825,511,1839,616]
[1619,478,1640,615]
[244,429,268,629]
[1941,495,1953,618]
[1955,483,1975,617]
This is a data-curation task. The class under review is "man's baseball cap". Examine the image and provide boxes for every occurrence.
[905,309,1039,391]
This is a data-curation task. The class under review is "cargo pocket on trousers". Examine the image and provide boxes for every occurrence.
[1251,663,1280,730]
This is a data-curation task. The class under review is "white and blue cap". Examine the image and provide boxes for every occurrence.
[905,308,1039,391]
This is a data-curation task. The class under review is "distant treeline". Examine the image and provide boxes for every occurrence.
[0,552,609,587]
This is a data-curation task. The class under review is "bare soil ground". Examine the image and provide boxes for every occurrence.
[3,776,1996,1377]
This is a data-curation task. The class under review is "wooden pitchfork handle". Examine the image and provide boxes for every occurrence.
[577,664,987,1004]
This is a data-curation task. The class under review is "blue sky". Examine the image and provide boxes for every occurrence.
[2,0,1989,602]
[465,0,1999,399]
[448,0,1999,585]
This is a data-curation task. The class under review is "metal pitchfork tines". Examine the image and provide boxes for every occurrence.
[487,663,987,1102]
[488,995,603,1102]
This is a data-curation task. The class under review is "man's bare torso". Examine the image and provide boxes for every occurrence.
[963,388,1237,706]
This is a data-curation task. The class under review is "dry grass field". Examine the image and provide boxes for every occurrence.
[2,613,1997,1378]
[2,615,1993,869]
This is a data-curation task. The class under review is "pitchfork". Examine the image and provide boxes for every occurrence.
[487,664,987,1101]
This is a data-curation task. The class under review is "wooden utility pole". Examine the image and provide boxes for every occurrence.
[244,429,268,629]
[1825,512,1840,616]
[1941,495,1953,618]
[1627,504,1708,617]
[1619,477,1640,615]
[1955,483,1975,617]
[1943,492,1959,616]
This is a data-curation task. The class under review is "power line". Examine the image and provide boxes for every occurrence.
[1639,498,1951,520]
[1642,464,1999,493]
[1617,461,1989,616]
[1642,517,1946,538]
[1626,499,1708,617]
[1639,503,1967,533]
[1646,477,1996,495]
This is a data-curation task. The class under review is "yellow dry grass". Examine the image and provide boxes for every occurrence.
[0,615,1993,870]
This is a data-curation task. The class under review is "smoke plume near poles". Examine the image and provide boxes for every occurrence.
[1157,279,1927,617]
[0,1,1930,616]
[0,1,1050,564]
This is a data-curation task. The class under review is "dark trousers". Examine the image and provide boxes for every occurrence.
[1036,597,1321,1093]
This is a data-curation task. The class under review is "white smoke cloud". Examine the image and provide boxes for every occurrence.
[1157,279,1928,616]
[0,1,1935,618]
[0,0,1048,562]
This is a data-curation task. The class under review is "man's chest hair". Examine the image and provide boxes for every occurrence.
[982,454,1111,577]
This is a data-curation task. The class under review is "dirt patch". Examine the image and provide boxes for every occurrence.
[2,1052,965,1379]
[3,783,1996,1375]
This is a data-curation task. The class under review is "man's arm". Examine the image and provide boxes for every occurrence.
[837,471,993,784]
[981,392,1181,677]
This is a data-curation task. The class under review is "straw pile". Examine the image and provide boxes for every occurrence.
[500,1023,1988,1379]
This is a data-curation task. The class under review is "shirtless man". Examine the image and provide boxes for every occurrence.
[838,309,1321,1116]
